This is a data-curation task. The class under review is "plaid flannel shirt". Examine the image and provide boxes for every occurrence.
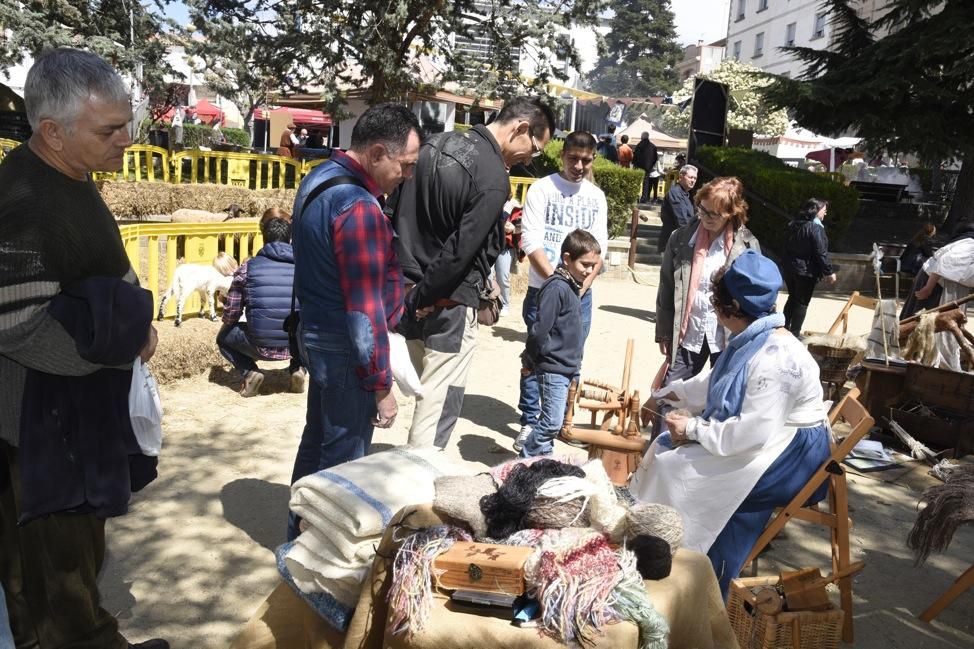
[330,151,403,391]
[221,260,291,360]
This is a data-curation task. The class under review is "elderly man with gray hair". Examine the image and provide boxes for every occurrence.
[0,49,165,649]
[658,163,698,252]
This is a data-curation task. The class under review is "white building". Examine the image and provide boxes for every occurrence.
[518,18,610,89]
[676,39,726,82]
[724,0,831,78]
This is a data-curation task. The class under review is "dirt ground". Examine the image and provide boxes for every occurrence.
[101,272,974,649]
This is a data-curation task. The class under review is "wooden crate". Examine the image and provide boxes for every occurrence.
[728,577,844,649]
[892,364,974,458]
[433,542,534,595]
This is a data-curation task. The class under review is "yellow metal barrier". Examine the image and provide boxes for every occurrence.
[95,144,170,182]
[300,158,326,177]
[510,177,537,203]
[120,221,263,319]
[0,137,22,162]
[172,150,302,189]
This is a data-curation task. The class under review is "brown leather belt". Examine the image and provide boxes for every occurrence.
[433,298,461,308]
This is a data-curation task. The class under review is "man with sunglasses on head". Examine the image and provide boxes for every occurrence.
[513,131,608,452]
[391,97,555,450]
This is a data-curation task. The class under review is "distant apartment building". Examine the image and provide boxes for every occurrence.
[676,39,726,81]
[454,1,521,83]
[724,0,897,78]
[724,0,831,78]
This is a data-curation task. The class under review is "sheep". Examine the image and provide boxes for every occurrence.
[170,204,249,223]
[157,252,239,326]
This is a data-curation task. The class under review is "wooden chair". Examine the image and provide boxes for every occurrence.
[920,564,974,623]
[743,388,874,643]
[827,291,879,335]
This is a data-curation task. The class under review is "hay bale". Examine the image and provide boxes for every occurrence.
[170,184,255,214]
[150,317,226,385]
[99,181,175,218]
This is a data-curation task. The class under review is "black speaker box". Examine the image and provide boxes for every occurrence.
[728,128,754,148]
[688,78,729,160]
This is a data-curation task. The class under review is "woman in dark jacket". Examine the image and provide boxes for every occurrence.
[782,198,837,336]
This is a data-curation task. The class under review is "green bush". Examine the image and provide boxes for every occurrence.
[223,127,252,147]
[521,139,643,238]
[695,146,859,253]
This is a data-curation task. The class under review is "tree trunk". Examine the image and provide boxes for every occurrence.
[942,155,974,234]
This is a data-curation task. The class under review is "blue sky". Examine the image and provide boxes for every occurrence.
[161,1,730,46]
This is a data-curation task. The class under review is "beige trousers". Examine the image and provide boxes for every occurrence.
[406,307,478,448]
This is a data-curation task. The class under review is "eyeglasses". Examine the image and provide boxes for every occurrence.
[697,205,726,221]
[530,134,542,158]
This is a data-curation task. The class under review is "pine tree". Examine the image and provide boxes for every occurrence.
[760,0,974,231]
[587,0,682,97]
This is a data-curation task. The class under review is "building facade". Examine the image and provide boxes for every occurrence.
[676,39,727,82]
[724,0,831,78]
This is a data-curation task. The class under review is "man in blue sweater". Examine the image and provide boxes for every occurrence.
[518,230,602,457]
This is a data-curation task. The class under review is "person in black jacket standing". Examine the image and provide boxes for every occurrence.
[783,198,837,336]
[393,97,556,449]
[632,132,659,203]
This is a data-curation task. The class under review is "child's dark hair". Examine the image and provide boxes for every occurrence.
[561,229,601,259]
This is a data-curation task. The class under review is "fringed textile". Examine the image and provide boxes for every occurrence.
[387,525,472,636]
[611,549,670,649]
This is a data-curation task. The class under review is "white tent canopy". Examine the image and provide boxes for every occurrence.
[616,117,687,150]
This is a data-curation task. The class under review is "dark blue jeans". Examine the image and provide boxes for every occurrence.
[217,321,300,376]
[287,327,376,541]
[518,287,592,428]
[520,372,572,457]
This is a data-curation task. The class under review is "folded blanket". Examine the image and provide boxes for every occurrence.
[289,447,465,537]
[283,447,469,631]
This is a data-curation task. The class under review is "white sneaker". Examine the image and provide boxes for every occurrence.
[499,306,510,318]
[513,425,532,452]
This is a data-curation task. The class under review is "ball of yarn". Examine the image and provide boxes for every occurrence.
[524,494,590,529]
[630,535,672,580]
[626,503,683,555]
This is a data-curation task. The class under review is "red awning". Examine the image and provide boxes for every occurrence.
[159,98,225,123]
[256,106,331,127]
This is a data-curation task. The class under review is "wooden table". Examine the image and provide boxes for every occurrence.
[855,360,907,424]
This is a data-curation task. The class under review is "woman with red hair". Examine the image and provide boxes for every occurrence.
[655,176,762,388]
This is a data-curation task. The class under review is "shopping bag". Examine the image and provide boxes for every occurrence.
[129,357,163,456]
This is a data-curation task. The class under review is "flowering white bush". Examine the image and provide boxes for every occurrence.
[660,59,790,138]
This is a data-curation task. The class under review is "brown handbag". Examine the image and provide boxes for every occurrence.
[477,278,502,326]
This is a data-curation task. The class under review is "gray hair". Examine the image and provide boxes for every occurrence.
[680,164,698,176]
[25,48,129,131]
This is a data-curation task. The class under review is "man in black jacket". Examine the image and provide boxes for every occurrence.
[632,132,659,203]
[393,97,555,448]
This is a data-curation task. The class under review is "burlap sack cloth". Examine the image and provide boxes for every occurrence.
[229,504,739,649]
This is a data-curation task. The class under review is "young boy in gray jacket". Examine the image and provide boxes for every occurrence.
[518,229,602,456]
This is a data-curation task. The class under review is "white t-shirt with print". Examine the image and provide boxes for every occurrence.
[520,173,609,290]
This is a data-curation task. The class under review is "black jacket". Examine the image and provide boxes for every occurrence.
[523,270,582,377]
[18,277,156,523]
[658,183,695,252]
[632,139,659,172]
[389,125,509,310]
[783,219,833,279]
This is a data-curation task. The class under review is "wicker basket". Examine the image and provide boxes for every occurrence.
[728,576,844,649]
[807,344,859,384]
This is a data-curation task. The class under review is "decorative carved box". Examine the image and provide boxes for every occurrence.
[433,542,535,595]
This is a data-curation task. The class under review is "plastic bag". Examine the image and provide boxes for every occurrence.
[389,332,423,397]
[129,357,163,456]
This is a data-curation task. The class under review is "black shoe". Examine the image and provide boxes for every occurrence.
[129,640,170,649]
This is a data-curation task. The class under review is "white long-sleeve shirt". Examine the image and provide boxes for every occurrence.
[630,331,828,552]
[520,173,608,290]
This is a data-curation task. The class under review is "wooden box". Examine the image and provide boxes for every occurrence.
[728,576,844,649]
[891,364,974,458]
[433,542,534,595]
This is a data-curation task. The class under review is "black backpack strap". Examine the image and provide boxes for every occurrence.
[285,173,368,335]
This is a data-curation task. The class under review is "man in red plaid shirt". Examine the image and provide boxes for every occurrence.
[286,104,420,541]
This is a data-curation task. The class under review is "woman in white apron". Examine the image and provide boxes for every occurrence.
[630,250,832,598]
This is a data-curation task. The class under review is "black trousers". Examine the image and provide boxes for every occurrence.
[783,273,817,337]
[0,442,127,649]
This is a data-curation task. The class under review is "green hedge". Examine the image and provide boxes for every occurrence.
[695,146,859,253]
[524,140,643,239]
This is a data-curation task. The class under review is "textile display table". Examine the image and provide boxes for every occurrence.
[230,505,739,649]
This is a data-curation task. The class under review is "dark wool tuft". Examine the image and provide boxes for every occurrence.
[479,459,586,539]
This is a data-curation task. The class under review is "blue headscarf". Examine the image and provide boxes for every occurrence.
[702,251,785,422]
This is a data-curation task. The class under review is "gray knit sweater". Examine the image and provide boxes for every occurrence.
[0,143,134,447]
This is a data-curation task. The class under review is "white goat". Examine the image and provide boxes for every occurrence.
[157,252,239,326]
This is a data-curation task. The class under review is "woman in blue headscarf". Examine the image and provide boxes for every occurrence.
[630,250,832,598]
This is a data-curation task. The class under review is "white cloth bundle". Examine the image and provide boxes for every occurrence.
[390,332,423,396]
[285,447,468,601]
